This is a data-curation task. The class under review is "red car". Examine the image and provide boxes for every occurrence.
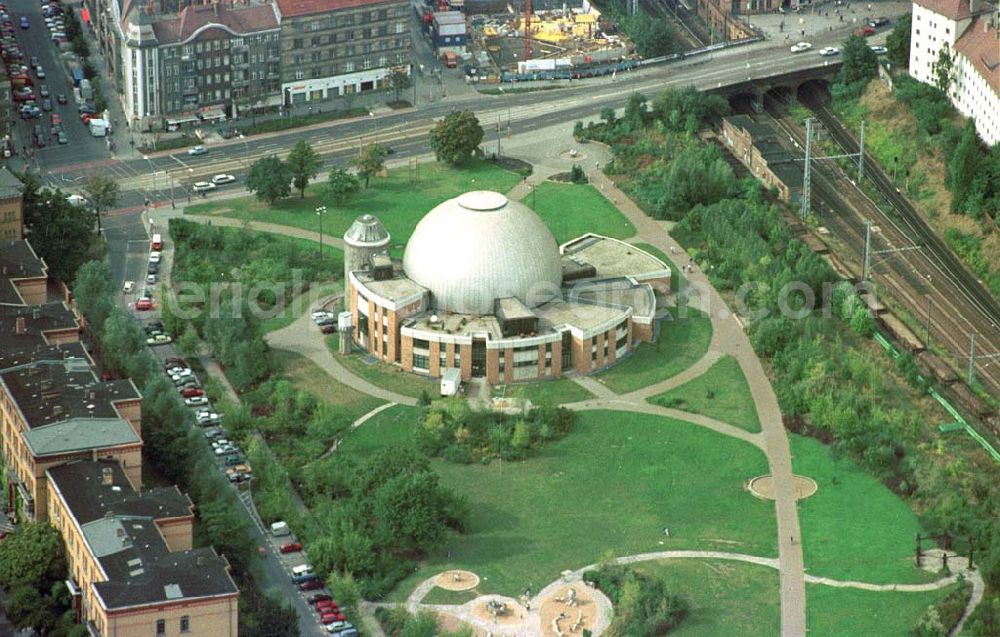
[315,600,339,612]
[320,613,346,625]
[50,113,60,125]
[299,579,325,591]
[135,298,153,311]
[279,542,302,554]
[80,113,92,124]
[308,594,332,604]
[853,26,875,36]
[179,387,204,398]
[165,357,187,368]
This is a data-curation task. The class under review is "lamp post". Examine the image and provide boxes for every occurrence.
[369,111,377,145]
[498,86,511,136]
[316,206,327,266]
[142,154,156,192]
[239,134,249,168]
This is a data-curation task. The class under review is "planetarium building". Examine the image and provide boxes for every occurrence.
[344,191,671,384]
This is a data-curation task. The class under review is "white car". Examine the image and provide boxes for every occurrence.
[870,45,888,55]
[188,145,207,155]
[192,181,217,193]
[146,333,173,345]
[790,42,812,53]
[212,174,236,185]
[185,396,209,407]
[818,46,839,57]
[122,280,135,294]
[149,251,161,263]
[311,310,335,323]
[146,274,157,284]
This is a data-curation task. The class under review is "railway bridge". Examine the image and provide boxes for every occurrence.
[705,60,842,112]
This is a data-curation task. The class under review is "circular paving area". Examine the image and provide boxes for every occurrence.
[435,570,481,592]
[539,584,602,637]
[748,475,819,501]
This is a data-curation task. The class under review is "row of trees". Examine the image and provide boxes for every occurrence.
[583,562,689,636]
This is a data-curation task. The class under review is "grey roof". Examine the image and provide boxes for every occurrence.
[0,167,23,199]
[46,460,237,611]
[23,417,140,456]
[344,214,391,247]
[402,192,563,314]
[0,240,46,304]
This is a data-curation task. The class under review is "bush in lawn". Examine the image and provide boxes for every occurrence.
[570,164,588,184]
[583,563,689,635]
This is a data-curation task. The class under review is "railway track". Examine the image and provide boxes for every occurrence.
[638,0,707,49]
[760,95,1000,406]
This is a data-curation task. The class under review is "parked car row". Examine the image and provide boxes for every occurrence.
[312,309,339,335]
[270,523,358,635]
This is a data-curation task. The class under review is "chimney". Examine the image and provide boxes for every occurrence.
[15,316,25,335]
[31,307,39,319]
[102,467,114,486]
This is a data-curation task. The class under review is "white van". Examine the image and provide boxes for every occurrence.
[291,564,312,576]
[270,521,290,536]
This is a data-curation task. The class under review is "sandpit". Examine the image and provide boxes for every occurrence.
[435,570,481,592]
[539,585,600,637]
[748,475,818,501]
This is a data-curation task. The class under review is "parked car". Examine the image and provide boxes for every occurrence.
[868,16,890,27]
[319,612,346,624]
[56,93,66,104]
[324,621,350,632]
[211,174,236,185]
[223,454,243,466]
[185,396,209,406]
[320,324,337,334]
[34,66,44,78]
[146,273,157,284]
[869,45,888,55]
[56,130,68,144]
[165,357,187,367]
[78,104,97,114]
[315,600,339,612]
[19,16,28,28]
[146,333,172,345]
[300,579,325,592]
[280,542,303,554]
[192,181,216,193]
[204,428,225,439]
[41,98,51,111]
[135,298,153,311]
[188,145,207,155]
[308,594,333,605]
[147,262,159,275]
[179,387,205,398]
[123,280,135,293]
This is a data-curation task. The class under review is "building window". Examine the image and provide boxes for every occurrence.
[413,353,429,370]
[156,619,166,636]
[413,338,430,350]
[180,616,190,632]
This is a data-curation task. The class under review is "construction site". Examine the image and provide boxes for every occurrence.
[421,0,635,81]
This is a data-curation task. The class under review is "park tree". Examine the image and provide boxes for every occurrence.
[622,92,648,134]
[326,167,360,207]
[932,44,956,95]
[947,121,982,213]
[197,496,257,574]
[886,13,911,68]
[836,35,879,96]
[73,260,115,335]
[81,173,121,234]
[389,69,413,103]
[247,155,292,204]
[20,177,102,283]
[286,140,322,198]
[352,143,388,188]
[429,110,484,166]
[326,571,361,618]
[101,309,148,377]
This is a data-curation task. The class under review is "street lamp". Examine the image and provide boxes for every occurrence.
[239,134,249,168]
[498,86,511,136]
[368,111,377,145]
[142,154,156,193]
[316,206,327,266]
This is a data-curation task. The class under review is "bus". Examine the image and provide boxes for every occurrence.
[151,234,162,250]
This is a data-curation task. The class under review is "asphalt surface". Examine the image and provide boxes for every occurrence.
[7,0,110,168]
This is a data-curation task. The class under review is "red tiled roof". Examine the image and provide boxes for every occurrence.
[913,0,994,21]
[276,0,396,18]
[955,16,1000,95]
[152,3,278,43]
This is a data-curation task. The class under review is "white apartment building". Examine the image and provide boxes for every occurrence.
[909,0,1000,145]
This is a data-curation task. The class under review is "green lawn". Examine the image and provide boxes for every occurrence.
[338,404,420,456]
[325,338,437,398]
[519,181,636,243]
[420,587,479,606]
[261,282,341,334]
[806,582,959,637]
[185,160,522,256]
[791,434,935,585]
[648,356,760,433]
[596,309,714,394]
[495,378,593,406]
[631,559,780,637]
[380,410,775,600]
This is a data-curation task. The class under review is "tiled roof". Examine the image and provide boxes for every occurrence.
[914,0,994,21]
[955,16,1000,95]
[151,2,279,44]
[277,0,397,18]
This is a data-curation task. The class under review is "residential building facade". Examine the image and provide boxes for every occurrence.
[0,167,24,241]
[909,0,1000,144]
[276,0,412,104]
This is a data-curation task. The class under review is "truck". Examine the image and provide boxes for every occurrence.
[79,78,93,100]
[71,67,83,86]
[443,51,458,68]
[88,118,108,137]
[440,368,461,396]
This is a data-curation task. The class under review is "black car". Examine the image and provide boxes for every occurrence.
[290,572,319,585]
[41,98,51,111]
[56,93,66,104]
[868,16,890,27]
[78,104,97,114]
[147,262,159,275]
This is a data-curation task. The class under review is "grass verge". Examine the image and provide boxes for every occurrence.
[806,582,960,637]
[520,181,636,243]
[325,338,437,398]
[649,355,761,433]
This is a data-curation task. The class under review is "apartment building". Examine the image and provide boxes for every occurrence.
[276,0,411,104]
[47,460,239,636]
[96,0,282,128]
[909,0,1000,144]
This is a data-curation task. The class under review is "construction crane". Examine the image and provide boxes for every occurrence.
[524,0,532,60]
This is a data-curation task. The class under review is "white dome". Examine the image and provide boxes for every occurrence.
[403,191,562,314]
